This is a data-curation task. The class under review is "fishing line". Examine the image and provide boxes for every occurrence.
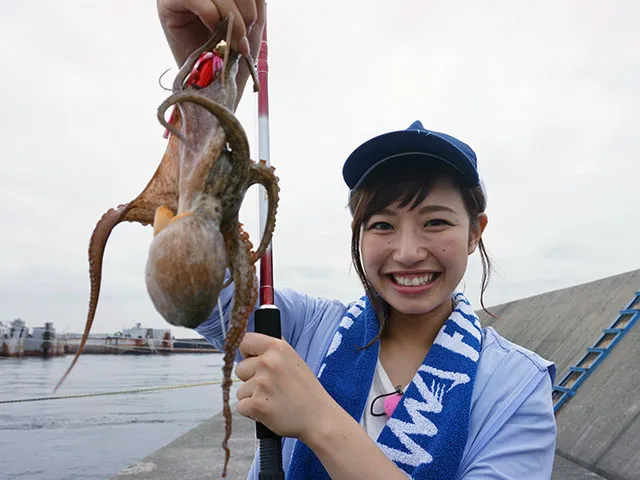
[158,68,173,91]
[0,379,240,405]
[218,296,227,339]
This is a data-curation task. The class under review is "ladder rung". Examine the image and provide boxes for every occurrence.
[556,374,578,387]
[587,347,606,353]
[604,328,623,334]
[553,386,573,393]
[569,367,588,373]
[569,367,589,373]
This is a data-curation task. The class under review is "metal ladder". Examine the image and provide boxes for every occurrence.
[553,291,640,413]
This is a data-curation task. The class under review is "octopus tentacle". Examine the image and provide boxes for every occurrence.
[220,12,234,84]
[54,119,181,392]
[244,55,260,93]
[220,223,258,478]
[157,92,249,165]
[244,161,280,262]
[55,203,130,392]
[157,92,252,218]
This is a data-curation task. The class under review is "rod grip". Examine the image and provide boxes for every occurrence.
[254,306,285,479]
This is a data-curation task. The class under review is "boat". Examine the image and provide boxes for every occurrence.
[66,322,174,355]
[172,337,220,353]
[0,319,67,357]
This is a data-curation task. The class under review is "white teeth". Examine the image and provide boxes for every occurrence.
[392,273,435,286]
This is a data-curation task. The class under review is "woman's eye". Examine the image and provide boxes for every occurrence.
[425,219,451,227]
[368,221,393,231]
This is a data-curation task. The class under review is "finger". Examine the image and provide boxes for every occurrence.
[235,0,258,31]
[235,383,271,425]
[236,397,258,421]
[238,332,278,358]
[196,0,250,55]
[236,378,256,401]
[234,355,258,381]
[246,0,265,56]
[255,0,265,26]
[183,0,222,29]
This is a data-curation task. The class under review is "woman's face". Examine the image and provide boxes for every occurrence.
[360,175,486,321]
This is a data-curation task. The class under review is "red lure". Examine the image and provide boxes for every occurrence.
[163,51,224,138]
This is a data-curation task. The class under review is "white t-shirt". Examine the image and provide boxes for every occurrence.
[360,359,408,440]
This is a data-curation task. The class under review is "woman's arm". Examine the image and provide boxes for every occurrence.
[304,403,409,480]
[194,270,346,362]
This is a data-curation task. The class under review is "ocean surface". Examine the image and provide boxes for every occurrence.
[0,353,240,480]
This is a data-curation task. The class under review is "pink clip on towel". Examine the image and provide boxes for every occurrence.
[384,392,403,417]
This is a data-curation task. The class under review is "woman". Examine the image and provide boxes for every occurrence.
[158,2,557,478]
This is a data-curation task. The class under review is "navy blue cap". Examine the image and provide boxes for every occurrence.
[342,120,480,192]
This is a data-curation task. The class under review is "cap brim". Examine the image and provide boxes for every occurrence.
[343,129,479,191]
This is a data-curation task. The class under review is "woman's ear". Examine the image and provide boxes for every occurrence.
[469,213,488,254]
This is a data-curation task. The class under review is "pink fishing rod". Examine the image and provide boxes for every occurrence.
[253,7,285,478]
[257,18,274,307]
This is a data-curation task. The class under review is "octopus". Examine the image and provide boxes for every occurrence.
[54,17,279,478]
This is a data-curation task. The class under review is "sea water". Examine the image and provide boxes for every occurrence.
[0,353,237,479]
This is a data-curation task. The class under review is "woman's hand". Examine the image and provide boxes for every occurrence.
[235,333,339,444]
[236,333,408,480]
[157,0,265,105]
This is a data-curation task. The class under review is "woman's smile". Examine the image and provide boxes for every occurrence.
[386,271,441,293]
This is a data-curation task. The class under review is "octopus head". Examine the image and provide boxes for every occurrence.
[145,213,227,329]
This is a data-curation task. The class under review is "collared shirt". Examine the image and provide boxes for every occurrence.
[196,285,557,479]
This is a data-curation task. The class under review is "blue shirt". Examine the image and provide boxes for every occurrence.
[196,285,557,479]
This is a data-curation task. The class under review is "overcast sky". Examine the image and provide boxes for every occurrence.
[1,1,638,338]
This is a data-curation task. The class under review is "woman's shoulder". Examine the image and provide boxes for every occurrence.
[460,328,557,478]
[274,287,351,327]
[479,326,556,384]
[470,325,556,434]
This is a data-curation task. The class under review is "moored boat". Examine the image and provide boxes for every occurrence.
[1,319,66,357]
[66,322,174,355]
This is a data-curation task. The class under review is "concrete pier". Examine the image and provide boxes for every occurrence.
[111,407,606,479]
[112,408,255,479]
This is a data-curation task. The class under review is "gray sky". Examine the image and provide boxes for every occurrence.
[1,1,638,338]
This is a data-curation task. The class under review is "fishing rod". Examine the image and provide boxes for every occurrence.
[253,6,285,479]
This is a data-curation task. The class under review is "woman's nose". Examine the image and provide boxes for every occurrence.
[391,231,428,265]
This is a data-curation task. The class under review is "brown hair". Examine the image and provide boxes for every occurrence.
[348,158,494,340]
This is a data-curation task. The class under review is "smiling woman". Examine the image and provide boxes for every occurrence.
[195,120,556,479]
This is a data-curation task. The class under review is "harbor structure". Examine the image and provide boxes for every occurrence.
[1,319,66,357]
[2,319,219,357]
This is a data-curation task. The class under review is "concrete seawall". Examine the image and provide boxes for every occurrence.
[113,268,640,479]
[477,269,640,380]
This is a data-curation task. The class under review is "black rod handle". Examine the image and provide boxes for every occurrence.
[254,305,285,479]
